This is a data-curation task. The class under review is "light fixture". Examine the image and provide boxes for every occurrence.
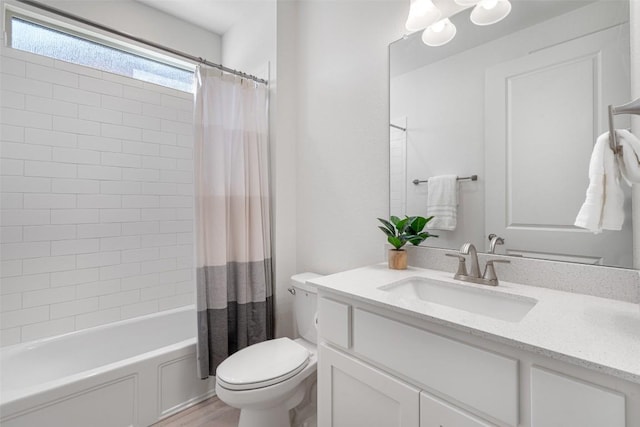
[405,0,442,32]
[453,0,480,6]
[403,0,512,47]
[470,0,512,26]
[421,19,457,47]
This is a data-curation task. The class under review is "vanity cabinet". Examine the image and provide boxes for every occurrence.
[317,293,638,427]
[318,343,497,427]
[530,366,625,427]
[352,308,518,426]
[318,343,420,427]
[420,392,494,427]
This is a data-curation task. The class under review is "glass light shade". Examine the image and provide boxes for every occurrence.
[405,0,442,32]
[421,19,457,47]
[470,0,512,26]
[453,0,480,6]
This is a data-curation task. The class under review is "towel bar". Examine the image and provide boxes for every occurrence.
[608,97,640,154]
[390,123,407,132]
[412,175,478,185]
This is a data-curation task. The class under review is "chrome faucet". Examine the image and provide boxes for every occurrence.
[488,234,504,254]
[445,243,510,286]
[460,242,480,278]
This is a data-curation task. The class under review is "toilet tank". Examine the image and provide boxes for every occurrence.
[291,273,322,344]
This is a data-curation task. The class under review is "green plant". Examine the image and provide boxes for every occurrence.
[377,215,437,250]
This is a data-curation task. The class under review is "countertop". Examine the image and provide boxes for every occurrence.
[309,264,640,384]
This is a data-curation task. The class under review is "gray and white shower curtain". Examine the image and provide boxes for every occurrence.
[194,66,273,379]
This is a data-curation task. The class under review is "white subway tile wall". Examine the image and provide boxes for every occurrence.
[0,46,195,347]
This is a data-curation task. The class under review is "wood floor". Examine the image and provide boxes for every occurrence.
[153,396,240,427]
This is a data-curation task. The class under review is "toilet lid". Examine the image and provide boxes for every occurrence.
[216,337,310,391]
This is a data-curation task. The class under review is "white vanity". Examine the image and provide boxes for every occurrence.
[373,0,640,423]
[310,261,640,427]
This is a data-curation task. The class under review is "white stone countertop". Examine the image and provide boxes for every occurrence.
[309,263,640,384]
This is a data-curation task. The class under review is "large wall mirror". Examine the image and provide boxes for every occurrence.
[390,0,632,267]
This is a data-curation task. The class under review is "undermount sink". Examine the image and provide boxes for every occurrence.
[379,277,537,322]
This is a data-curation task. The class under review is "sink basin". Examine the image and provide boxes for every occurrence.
[379,277,537,322]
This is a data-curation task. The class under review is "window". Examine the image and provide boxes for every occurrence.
[8,15,194,93]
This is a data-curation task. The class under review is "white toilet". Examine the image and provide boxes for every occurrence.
[215,273,322,427]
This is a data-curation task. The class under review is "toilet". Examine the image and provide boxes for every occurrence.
[215,273,322,427]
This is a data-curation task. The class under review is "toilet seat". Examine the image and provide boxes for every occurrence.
[216,338,310,391]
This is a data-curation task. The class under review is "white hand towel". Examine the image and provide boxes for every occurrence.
[616,129,640,184]
[426,174,458,231]
[574,132,625,233]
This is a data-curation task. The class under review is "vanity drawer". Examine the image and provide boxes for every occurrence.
[318,297,351,349]
[353,309,518,426]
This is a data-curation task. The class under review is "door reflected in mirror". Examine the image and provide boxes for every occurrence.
[390,0,632,267]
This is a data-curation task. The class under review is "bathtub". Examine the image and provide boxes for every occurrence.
[0,306,216,427]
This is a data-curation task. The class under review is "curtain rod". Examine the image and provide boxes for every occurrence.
[14,0,269,85]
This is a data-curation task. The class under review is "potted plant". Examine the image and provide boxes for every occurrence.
[377,215,437,269]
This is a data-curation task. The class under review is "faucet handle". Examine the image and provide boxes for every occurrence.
[445,253,468,278]
[482,259,510,284]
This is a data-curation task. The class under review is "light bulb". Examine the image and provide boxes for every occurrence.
[431,21,445,32]
[412,0,429,15]
[470,0,511,26]
[422,19,456,46]
[405,0,442,32]
[481,0,498,10]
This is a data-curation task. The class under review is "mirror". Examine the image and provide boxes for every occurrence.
[390,0,632,267]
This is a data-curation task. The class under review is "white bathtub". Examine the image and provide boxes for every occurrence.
[0,306,216,427]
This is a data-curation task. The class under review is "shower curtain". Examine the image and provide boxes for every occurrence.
[194,66,273,379]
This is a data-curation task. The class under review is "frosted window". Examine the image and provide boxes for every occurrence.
[10,17,194,93]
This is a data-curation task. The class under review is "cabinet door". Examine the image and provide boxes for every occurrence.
[353,308,518,426]
[318,343,420,427]
[531,366,625,427]
[421,392,495,427]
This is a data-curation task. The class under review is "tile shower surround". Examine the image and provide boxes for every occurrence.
[0,46,196,346]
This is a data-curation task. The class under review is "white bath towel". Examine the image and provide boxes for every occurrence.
[574,132,625,233]
[616,129,640,184]
[426,174,458,231]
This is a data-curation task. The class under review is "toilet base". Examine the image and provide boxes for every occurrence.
[236,384,305,427]
[238,406,291,427]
